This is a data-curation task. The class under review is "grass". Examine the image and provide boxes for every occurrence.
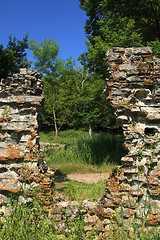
[39,129,83,144]
[1,191,160,240]
[0,197,57,240]
[0,130,160,239]
[55,180,106,202]
[40,130,126,174]
[52,163,110,175]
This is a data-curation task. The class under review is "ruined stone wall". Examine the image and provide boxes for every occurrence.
[97,47,160,227]
[0,69,54,215]
[1,48,160,234]
[42,48,160,239]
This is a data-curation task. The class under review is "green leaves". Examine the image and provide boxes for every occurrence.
[79,0,160,74]
[30,38,117,131]
[29,38,60,76]
[147,38,160,57]
[0,34,31,79]
[30,38,77,130]
[29,39,75,78]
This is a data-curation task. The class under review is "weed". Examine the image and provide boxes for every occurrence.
[146,161,155,173]
[110,180,160,240]
[1,108,11,118]
[0,195,57,240]
[63,206,85,239]
[1,178,160,239]
[145,128,156,138]
[66,181,77,201]
[138,148,143,160]
[57,180,106,202]
[131,121,137,128]
[119,99,131,106]
[151,149,156,157]
[138,165,145,174]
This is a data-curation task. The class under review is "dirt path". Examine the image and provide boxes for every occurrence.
[67,172,110,183]
[55,172,110,184]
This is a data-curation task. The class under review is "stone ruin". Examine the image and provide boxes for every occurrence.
[98,47,160,227]
[50,47,160,236]
[0,47,160,235]
[0,68,54,215]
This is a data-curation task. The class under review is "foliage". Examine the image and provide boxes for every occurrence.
[30,38,117,131]
[0,196,57,240]
[29,38,73,77]
[77,0,160,131]
[0,34,31,79]
[79,0,160,74]
[105,0,160,42]
[147,38,160,57]
[41,130,125,174]
[1,181,160,239]
[29,38,76,140]
[56,69,117,131]
[63,180,106,202]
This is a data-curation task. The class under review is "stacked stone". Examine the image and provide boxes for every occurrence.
[97,47,160,227]
[45,48,160,238]
[0,69,54,215]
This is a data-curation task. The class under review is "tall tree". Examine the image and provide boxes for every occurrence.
[56,67,117,132]
[79,0,160,74]
[29,38,75,143]
[0,34,31,79]
[30,38,118,134]
[105,0,160,41]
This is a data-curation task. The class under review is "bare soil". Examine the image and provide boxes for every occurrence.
[55,172,110,184]
[67,172,110,183]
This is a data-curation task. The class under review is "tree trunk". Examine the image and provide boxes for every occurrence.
[89,124,92,137]
[53,103,58,146]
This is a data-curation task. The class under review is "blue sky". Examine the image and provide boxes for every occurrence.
[0,0,88,66]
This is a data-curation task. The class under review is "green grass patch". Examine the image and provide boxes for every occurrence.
[1,192,160,240]
[0,199,57,240]
[55,180,106,202]
[40,130,126,174]
[1,131,159,240]
[40,129,84,144]
[52,162,113,175]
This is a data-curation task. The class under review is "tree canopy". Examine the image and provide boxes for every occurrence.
[29,38,115,133]
[0,34,31,79]
[79,0,160,74]
[30,38,77,140]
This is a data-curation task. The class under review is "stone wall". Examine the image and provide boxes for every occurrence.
[0,69,54,215]
[98,47,160,227]
[44,47,160,239]
[1,48,160,234]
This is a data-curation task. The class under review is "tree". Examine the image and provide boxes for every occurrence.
[0,44,11,79]
[79,0,160,74]
[30,38,118,136]
[0,34,31,79]
[77,0,160,133]
[29,38,75,143]
[57,68,117,133]
[104,0,160,41]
